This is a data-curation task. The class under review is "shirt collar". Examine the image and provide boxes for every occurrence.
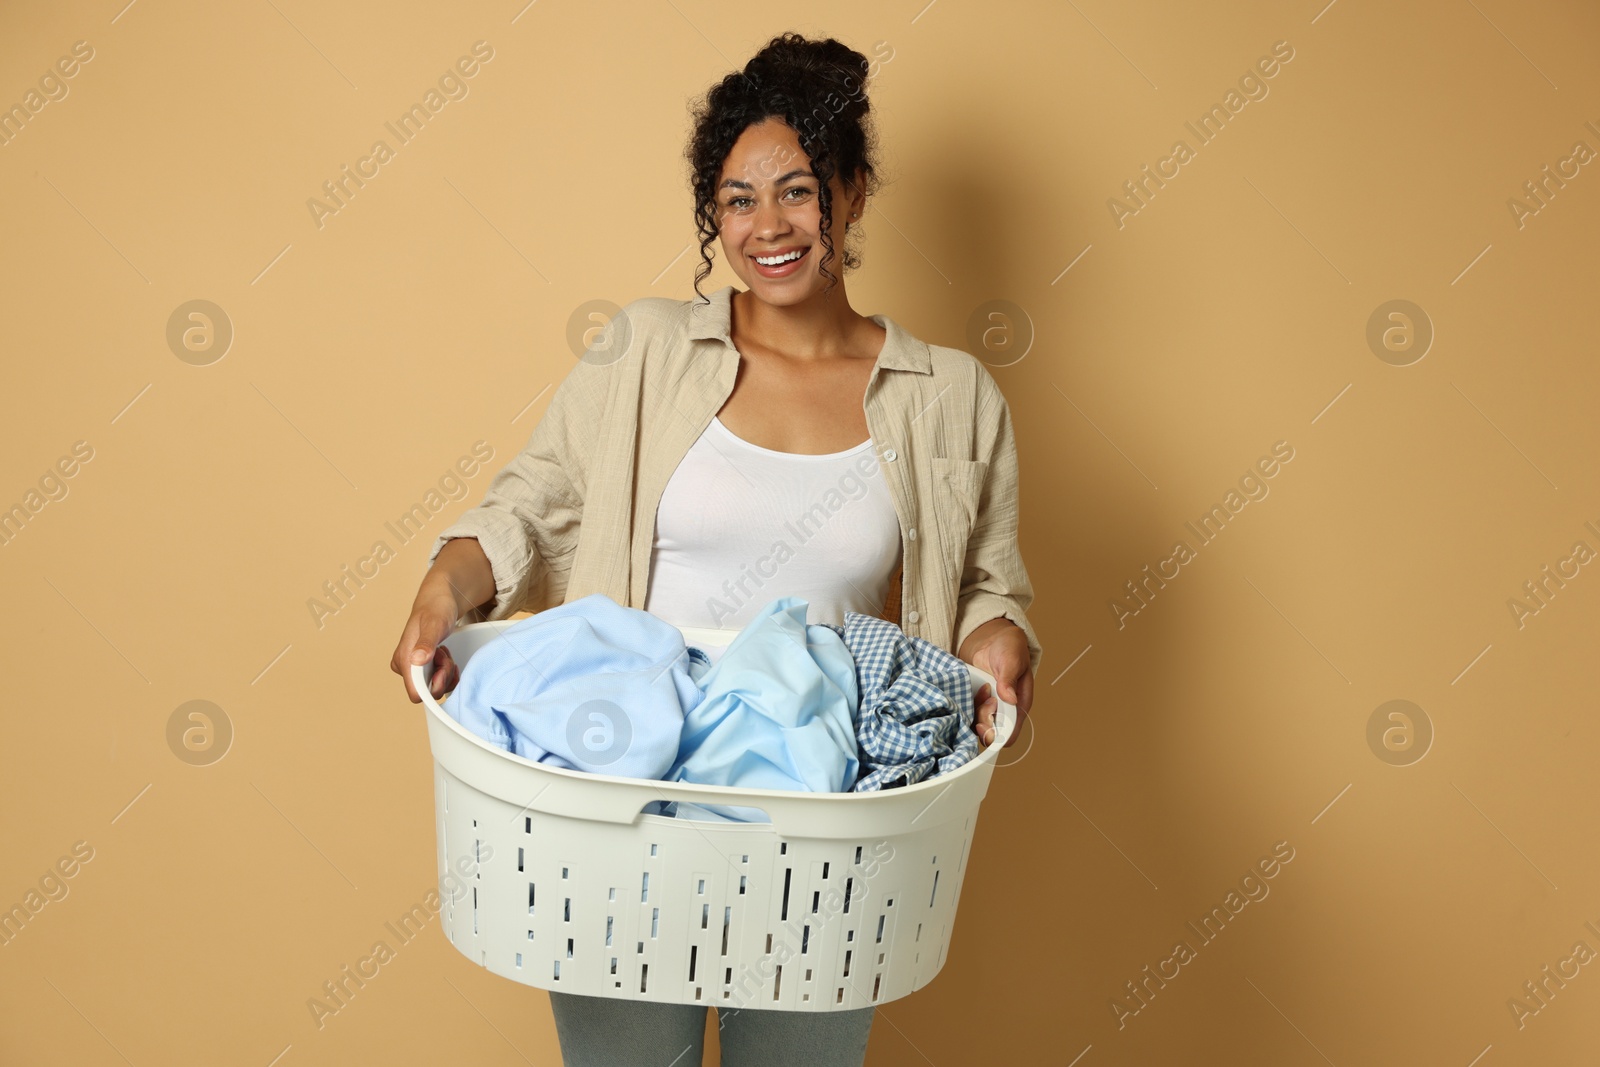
[686,284,933,375]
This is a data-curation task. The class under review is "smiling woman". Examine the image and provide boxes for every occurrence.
[395,31,1043,1066]
[685,37,884,305]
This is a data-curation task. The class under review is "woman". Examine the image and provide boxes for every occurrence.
[390,32,1041,1067]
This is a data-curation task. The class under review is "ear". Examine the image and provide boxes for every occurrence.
[844,168,868,219]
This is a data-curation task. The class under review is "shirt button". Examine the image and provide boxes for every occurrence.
[907,610,920,624]
[908,527,917,541]
[883,448,897,461]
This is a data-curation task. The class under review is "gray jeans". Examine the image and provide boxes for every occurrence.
[548,990,875,1066]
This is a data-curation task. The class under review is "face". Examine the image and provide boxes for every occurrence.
[714,117,864,306]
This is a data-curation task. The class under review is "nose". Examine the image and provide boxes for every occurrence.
[751,194,788,240]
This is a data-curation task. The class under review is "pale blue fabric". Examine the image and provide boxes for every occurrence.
[443,593,708,780]
[663,596,861,824]
[444,594,862,825]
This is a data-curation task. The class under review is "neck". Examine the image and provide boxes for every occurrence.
[732,285,864,360]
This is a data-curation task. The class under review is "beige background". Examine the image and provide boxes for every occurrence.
[2,0,1596,1063]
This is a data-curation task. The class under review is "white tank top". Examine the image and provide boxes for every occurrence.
[643,415,902,633]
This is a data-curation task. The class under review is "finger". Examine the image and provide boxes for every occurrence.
[1014,668,1035,719]
[972,682,991,733]
[429,646,457,699]
[997,661,1024,706]
[410,615,446,666]
[990,670,1029,746]
[395,625,425,704]
[999,664,1035,746]
[408,611,457,703]
[975,690,999,746]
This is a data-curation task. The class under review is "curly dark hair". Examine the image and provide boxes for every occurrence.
[685,33,885,302]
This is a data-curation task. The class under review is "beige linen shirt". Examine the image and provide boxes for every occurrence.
[428,284,1043,677]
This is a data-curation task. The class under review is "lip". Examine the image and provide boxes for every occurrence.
[750,246,809,278]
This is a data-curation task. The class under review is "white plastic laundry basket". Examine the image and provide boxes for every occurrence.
[412,619,1020,1012]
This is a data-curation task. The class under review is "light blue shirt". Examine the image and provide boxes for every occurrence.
[666,596,861,822]
[444,593,707,779]
[444,593,861,825]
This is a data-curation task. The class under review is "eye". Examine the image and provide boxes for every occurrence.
[723,187,813,210]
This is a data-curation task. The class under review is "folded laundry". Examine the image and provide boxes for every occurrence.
[443,592,709,780]
[820,611,979,791]
[664,595,861,823]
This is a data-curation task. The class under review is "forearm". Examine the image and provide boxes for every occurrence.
[421,537,498,618]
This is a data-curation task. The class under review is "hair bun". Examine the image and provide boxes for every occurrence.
[744,33,872,116]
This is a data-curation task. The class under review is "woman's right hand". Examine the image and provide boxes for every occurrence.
[392,537,498,703]
[391,586,463,703]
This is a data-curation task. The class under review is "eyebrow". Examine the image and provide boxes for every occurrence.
[719,169,815,191]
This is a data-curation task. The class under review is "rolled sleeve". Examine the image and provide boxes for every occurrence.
[427,339,615,621]
[952,372,1044,678]
[427,478,580,622]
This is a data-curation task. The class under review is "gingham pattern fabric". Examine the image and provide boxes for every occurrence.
[822,611,979,791]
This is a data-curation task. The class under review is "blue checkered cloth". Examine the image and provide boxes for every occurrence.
[819,612,979,791]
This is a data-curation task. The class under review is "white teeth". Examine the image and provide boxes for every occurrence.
[755,249,804,266]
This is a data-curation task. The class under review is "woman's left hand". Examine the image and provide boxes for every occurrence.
[959,618,1034,748]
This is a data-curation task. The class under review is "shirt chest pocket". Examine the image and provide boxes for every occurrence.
[930,456,989,583]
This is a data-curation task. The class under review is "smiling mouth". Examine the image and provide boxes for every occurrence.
[752,247,809,267]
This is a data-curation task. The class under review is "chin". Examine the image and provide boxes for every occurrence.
[742,276,819,304]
